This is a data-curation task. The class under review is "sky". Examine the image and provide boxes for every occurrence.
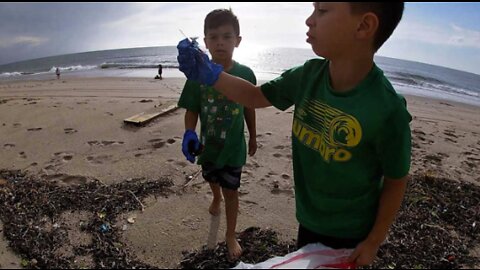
[0,2,479,75]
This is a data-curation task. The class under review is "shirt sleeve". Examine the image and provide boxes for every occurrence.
[260,65,304,111]
[243,67,257,86]
[178,80,201,113]
[375,97,412,179]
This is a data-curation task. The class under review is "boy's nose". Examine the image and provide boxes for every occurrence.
[305,13,314,27]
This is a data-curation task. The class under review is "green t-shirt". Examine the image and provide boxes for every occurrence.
[261,59,412,239]
[178,61,257,168]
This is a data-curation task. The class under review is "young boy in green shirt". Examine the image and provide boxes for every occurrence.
[177,3,411,267]
[178,9,257,260]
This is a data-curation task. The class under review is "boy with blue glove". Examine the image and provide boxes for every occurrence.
[177,3,411,267]
[178,8,257,260]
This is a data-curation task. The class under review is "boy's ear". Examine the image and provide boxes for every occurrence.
[236,35,242,47]
[356,12,379,41]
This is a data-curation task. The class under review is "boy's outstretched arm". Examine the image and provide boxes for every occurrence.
[349,175,409,267]
[214,73,271,109]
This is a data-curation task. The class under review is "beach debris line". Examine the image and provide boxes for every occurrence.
[0,169,173,269]
[180,174,480,269]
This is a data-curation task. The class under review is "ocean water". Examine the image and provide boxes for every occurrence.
[1,46,479,107]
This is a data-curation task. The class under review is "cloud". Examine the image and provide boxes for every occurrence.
[0,35,48,48]
[392,21,480,49]
[98,3,312,49]
[449,24,480,48]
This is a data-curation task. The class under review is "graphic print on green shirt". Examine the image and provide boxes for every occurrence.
[178,61,256,168]
[293,99,363,163]
[260,59,412,239]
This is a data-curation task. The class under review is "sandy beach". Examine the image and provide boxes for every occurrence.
[1,76,479,268]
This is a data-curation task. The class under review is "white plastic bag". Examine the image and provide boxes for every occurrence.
[232,243,355,269]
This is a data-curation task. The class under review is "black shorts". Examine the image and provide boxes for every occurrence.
[201,163,242,190]
[297,224,363,249]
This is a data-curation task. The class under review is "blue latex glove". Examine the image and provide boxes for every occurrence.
[177,38,223,86]
[182,129,200,163]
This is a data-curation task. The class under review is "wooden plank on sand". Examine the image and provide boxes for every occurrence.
[124,100,178,125]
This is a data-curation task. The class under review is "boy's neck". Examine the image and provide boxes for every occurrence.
[213,58,234,72]
[328,55,374,93]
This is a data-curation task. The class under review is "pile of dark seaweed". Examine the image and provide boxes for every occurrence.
[1,170,478,269]
[0,170,173,269]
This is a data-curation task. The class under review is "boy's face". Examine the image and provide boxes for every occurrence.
[204,24,241,63]
[305,2,361,59]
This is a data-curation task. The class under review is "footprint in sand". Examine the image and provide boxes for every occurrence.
[271,181,294,197]
[175,161,188,168]
[45,174,88,186]
[273,153,282,158]
[3,143,15,149]
[444,130,457,137]
[13,123,21,127]
[274,145,285,150]
[445,137,457,144]
[166,138,176,144]
[423,153,447,166]
[64,128,78,134]
[86,155,112,165]
[43,152,74,172]
[105,112,114,116]
[54,151,74,161]
[27,127,42,131]
[87,140,124,146]
[461,160,477,169]
[149,138,166,149]
[139,99,154,103]
[18,151,27,159]
[265,171,278,178]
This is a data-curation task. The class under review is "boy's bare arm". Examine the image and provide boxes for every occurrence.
[244,107,257,156]
[185,110,199,130]
[369,175,408,244]
[214,72,271,109]
[244,108,256,138]
[349,175,408,266]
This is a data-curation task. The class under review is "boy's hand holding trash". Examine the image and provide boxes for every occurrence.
[177,38,223,86]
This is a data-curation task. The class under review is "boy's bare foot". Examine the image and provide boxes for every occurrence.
[209,199,221,216]
[226,236,242,261]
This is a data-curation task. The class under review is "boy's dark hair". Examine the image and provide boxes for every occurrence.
[204,8,240,36]
[349,2,404,51]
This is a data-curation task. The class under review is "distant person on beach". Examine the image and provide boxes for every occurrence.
[177,8,257,260]
[55,67,60,79]
[177,3,411,267]
[155,64,163,79]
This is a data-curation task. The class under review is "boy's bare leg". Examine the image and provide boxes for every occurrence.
[208,182,222,216]
[222,188,242,260]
